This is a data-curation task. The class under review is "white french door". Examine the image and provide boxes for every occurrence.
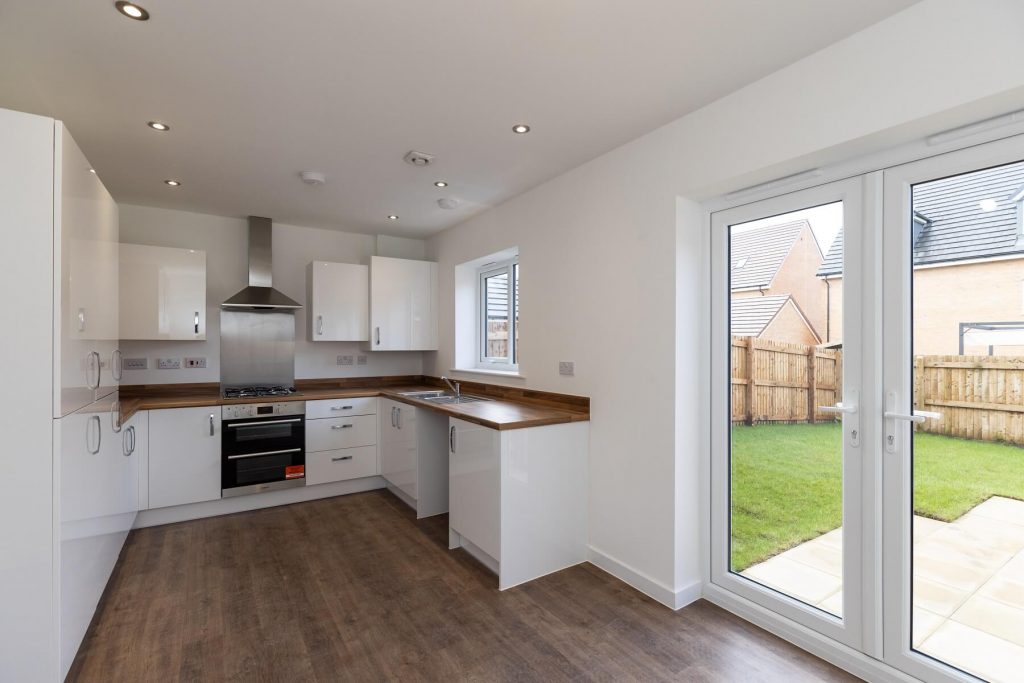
[710,176,876,651]
[882,136,1024,683]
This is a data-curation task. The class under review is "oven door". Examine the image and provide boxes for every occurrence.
[222,416,305,496]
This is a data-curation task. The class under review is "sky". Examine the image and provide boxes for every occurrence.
[730,201,842,258]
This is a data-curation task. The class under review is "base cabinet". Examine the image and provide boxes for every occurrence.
[448,417,589,590]
[148,407,222,509]
[305,398,379,485]
[381,399,448,518]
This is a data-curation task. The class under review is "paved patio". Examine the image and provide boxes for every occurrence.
[741,496,1024,683]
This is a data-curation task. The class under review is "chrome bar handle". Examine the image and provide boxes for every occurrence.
[330,424,354,430]
[227,448,302,460]
[397,407,401,430]
[88,351,101,390]
[112,349,123,381]
[226,418,301,428]
[332,455,354,462]
[330,405,353,411]
[375,326,381,346]
[450,425,456,453]
[194,311,200,335]
[391,406,397,428]
[317,315,324,336]
[209,413,216,436]
[123,426,132,456]
[129,425,136,456]
[87,415,101,454]
[111,400,122,433]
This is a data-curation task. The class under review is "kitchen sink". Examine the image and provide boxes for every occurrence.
[398,390,491,405]
[399,390,449,399]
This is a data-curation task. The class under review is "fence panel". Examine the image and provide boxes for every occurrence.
[730,337,840,424]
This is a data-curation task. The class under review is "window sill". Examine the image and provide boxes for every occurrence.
[451,367,526,380]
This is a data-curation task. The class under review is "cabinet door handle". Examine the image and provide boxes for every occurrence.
[450,425,456,453]
[209,414,216,436]
[332,455,354,462]
[330,405,353,411]
[111,400,122,433]
[112,349,123,381]
[375,326,380,345]
[87,415,101,454]
[330,424,353,430]
[122,426,132,456]
[88,351,102,390]
[129,425,136,456]
[397,407,402,430]
[78,308,86,332]
[194,311,200,335]
[317,315,324,336]
[391,406,396,428]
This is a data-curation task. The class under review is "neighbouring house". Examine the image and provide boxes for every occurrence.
[731,220,827,345]
[818,160,1024,355]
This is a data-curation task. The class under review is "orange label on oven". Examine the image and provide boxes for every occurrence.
[285,465,305,479]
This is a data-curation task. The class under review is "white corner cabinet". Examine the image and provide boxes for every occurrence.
[148,407,222,509]
[1,107,121,682]
[448,417,589,590]
[306,261,369,341]
[120,243,207,340]
[380,398,449,518]
[368,255,438,350]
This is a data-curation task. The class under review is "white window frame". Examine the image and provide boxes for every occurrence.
[477,256,518,369]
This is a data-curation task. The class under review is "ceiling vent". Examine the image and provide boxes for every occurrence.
[437,197,459,210]
[404,150,435,167]
[299,170,326,185]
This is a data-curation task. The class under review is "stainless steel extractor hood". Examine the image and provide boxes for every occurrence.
[221,216,302,309]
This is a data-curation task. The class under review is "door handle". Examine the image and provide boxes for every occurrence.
[884,391,942,454]
[88,351,101,390]
[194,311,200,335]
[330,406,353,411]
[227,448,302,460]
[819,403,857,415]
[396,407,401,430]
[87,415,101,454]
[78,307,86,332]
[450,425,456,453]
[112,349,123,381]
[209,414,216,436]
[317,315,324,336]
[129,425,136,456]
[820,390,859,447]
[332,455,354,462]
[375,326,381,346]
[330,424,354,430]
[123,426,132,456]
[111,400,122,433]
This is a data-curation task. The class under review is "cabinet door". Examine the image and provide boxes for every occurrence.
[369,256,438,350]
[55,123,119,415]
[449,418,501,561]
[380,399,417,498]
[119,243,206,340]
[309,261,368,341]
[148,407,221,509]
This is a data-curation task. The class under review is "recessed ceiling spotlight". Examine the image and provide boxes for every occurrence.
[115,2,149,21]
[512,124,531,134]
[164,179,181,187]
[147,121,170,131]
[299,170,327,185]
[387,214,399,221]
[88,168,97,174]
[434,181,448,188]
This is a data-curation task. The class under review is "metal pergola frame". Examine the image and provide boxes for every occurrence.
[957,321,1024,355]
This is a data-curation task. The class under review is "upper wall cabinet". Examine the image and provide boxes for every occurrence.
[306,261,368,341]
[119,244,207,340]
[369,256,438,351]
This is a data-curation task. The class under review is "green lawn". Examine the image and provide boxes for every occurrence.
[730,423,1024,571]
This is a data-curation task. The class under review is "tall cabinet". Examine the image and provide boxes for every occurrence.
[0,107,122,682]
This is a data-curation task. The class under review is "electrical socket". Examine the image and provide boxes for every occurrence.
[356,355,368,366]
[157,357,181,370]
[184,357,207,369]
[559,361,575,377]
[337,355,354,366]
[122,357,148,371]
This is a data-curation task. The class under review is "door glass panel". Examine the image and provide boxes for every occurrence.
[909,160,1024,682]
[729,202,845,616]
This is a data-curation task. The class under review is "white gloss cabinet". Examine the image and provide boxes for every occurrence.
[148,407,222,509]
[368,256,438,350]
[448,417,589,590]
[307,261,369,341]
[119,243,207,340]
[380,399,448,518]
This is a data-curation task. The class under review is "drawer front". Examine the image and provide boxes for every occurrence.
[306,397,377,420]
[307,446,378,485]
[307,414,377,452]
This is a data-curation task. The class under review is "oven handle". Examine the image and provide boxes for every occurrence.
[227,448,303,460]
[226,418,302,428]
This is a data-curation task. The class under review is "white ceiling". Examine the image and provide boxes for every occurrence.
[0,0,916,237]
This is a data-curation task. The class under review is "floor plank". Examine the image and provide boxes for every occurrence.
[68,490,858,682]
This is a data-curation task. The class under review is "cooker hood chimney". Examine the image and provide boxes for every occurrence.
[221,216,301,309]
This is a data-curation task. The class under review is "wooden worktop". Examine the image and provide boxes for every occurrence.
[119,376,589,431]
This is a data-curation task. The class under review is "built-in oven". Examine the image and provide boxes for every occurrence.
[222,401,306,497]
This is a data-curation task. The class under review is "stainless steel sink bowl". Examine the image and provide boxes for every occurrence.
[398,390,449,399]
[398,390,491,405]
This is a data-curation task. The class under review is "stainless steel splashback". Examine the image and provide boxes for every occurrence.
[219,309,296,390]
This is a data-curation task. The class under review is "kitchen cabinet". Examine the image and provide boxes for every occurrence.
[120,243,207,340]
[368,255,438,351]
[56,122,120,416]
[58,393,139,678]
[307,261,368,341]
[305,398,379,486]
[448,417,589,590]
[148,407,222,509]
[380,398,448,518]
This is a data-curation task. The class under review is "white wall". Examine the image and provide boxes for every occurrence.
[426,0,1024,604]
[118,204,424,384]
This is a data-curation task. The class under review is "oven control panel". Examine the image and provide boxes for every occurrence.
[222,401,306,420]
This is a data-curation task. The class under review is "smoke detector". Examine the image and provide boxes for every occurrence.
[404,150,435,167]
[299,170,327,185]
[437,197,460,210]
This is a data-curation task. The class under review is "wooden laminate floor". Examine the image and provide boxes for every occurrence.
[69,490,858,682]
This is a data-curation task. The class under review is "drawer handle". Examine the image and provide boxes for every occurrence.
[331,424,354,430]
[332,455,354,462]
[227,448,302,460]
[330,406,354,411]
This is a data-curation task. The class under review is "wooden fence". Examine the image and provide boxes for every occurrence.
[915,355,1024,446]
[731,337,841,424]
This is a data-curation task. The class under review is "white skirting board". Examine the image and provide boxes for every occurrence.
[587,545,701,611]
[134,476,386,528]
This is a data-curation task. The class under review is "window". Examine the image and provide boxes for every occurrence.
[479,257,518,368]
